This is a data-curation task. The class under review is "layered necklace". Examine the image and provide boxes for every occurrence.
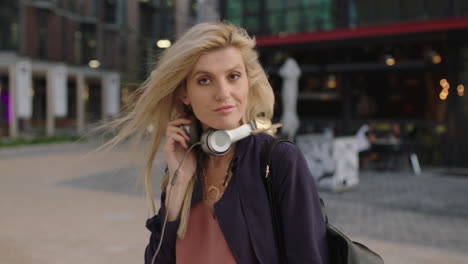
[201,153,235,206]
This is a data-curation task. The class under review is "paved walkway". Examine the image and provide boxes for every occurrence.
[1,142,152,264]
[320,170,468,264]
[1,142,468,264]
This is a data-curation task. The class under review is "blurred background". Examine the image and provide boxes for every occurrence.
[1,0,467,168]
[1,1,468,263]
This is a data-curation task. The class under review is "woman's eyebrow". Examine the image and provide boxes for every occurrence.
[191,70,212,76]
[191,64,244,77]
[225,64,244,72]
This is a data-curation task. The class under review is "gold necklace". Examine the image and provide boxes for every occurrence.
[201,159,234,204]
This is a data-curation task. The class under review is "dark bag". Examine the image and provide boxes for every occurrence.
[263,139,384,264]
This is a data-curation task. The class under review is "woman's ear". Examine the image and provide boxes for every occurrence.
[176,86,190,105]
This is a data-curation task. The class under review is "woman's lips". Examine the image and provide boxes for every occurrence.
[214,105,234,114]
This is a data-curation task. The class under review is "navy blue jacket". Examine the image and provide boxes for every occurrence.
[145,133,329,263]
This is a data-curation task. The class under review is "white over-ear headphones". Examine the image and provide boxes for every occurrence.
[200,121,257,155]
[182,119,257,156]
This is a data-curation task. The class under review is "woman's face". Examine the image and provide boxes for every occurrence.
[182,47,249,130]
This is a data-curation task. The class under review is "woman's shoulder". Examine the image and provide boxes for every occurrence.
[253,134,313,188]
[252,133,300,160]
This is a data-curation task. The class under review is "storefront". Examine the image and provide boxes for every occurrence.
[220,0,468,167]
[254,20,468,167]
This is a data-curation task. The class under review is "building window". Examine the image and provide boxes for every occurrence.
[92,0,99,17]
[69,0,76,12]
[0,1,19,51]
[267,0,287,34]
[244,0,261,33]
[225,0,334,35]
[140,4,154,37]
[76,23,97,66]
[37,9,49,59]
[117,0,127,26]
[58,0,66,9]
[423,0,451,19]
[354,0,452,26]
[189,0,198,22]
[120,33,127,71]
[227,1,242,26]
[103,0,117,23]
[153,0,174,39]
[62,17,67,61]
[74,30,82,64]
[462,1,468,16]
[77,0,85,15]
[103,31,117,69]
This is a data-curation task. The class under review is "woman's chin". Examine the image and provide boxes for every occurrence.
[202,118,243,131]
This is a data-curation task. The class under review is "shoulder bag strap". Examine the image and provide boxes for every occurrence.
[263,138,293,264]
[263,138,330,263]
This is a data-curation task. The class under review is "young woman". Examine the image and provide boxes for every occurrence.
[106,22,328,264]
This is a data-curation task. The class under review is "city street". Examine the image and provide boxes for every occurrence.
[1,141,468,264]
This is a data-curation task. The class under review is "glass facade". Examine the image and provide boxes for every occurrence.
[223,0,468,35]
[224,0,334,34]
[354,0,453,26]
[229,0,468,166]
[224,0,335,34]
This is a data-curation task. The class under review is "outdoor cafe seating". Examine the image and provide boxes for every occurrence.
[369,128,421,175]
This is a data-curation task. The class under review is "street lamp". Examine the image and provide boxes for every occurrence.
[384,54,395,66]
[426,49,442,64]
[88,60,100,68]
[157,39,171,49]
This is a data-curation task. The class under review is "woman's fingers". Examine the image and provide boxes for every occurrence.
[166,117,193,147]
[166,130,189,149]
[167,126,190,142]
[164,116,197,158]
[168,117,192,127]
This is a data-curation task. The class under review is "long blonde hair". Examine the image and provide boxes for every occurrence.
[104,22,274,238]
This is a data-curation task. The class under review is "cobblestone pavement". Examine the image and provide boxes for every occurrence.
[1,142,468,264]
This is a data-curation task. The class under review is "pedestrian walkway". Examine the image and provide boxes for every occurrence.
[320,169,468,264]
[0,143,151,264]
[1,142,468,263]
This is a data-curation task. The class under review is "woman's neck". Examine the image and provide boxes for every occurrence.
[205,145,236,169]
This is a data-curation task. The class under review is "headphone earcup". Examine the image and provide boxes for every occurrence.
[201,130,232,155]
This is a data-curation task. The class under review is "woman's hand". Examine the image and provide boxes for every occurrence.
[163,116,198,221]
[163,117,197,187]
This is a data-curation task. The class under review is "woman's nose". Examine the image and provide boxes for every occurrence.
[214,79,230,101]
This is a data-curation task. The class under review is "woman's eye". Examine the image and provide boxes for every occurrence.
[230,73,240,80]
[198,78,210,85]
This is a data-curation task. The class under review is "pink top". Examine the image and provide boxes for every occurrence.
[175,202,237,264]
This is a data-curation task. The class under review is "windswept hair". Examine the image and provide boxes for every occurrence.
[103,22,274,238]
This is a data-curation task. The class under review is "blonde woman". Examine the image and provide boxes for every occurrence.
[106,22,328,263]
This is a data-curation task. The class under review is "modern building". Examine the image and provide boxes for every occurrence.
[0,0,165,138]
[217,0,468,167]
